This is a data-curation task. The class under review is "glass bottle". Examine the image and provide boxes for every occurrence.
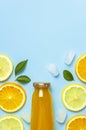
[30,82,54,130]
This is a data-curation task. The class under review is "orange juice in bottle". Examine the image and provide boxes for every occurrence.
[30,82,54,130]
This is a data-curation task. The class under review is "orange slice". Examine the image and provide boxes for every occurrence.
[75,54,86,82]
[0,82,26,112]
[66,115,86,130]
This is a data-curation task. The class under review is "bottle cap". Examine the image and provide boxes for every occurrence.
[33,82,50,88]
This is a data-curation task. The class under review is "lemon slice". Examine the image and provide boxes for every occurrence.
[0,115,24,130]
[75,54,86,83]
[62,84,86,111]
[0,54,13,81]
[0,82,26,112]
[66,115,86,130]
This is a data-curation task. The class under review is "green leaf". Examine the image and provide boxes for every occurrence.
[16,75,31,84]
[15,60,28,75]
[63,70,74,81]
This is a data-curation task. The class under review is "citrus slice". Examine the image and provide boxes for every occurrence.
[0,54,13,81]
[0,82,26,112]
[0,115,24,130]
[66,115,86,130]
[62,84,86,111]
[75,54,86,82]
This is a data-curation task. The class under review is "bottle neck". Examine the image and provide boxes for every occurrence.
[34,86,50,98]
[33,82,50,98]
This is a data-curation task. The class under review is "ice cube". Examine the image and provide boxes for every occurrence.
[56,109,67,123]
[65,51,75,65]
[21,111,31,124]
[47,64,59,77]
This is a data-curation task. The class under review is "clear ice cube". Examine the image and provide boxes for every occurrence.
[65,51,75,65]
[47,64,59,77]
[56,109,67,123]
[21,111,31,124]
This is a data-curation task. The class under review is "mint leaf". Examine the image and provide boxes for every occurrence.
[16,75,31,84]
[63,70,74,81]
[15,60,28,75]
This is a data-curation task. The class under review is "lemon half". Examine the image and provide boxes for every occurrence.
[0,54,13,81]
[0,115,24,130]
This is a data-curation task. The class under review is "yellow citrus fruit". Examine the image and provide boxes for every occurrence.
[0,54,13,81]
[62,84,86,111]
[75,54,86,82]
[66,115,86,130]
[0,82,26,112]
[0,115,24,130]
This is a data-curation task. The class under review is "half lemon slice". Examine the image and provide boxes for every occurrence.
[0,115,24,130]
[0,54,13,81]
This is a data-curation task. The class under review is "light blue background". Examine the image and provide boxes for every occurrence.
[0,0,86,129]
